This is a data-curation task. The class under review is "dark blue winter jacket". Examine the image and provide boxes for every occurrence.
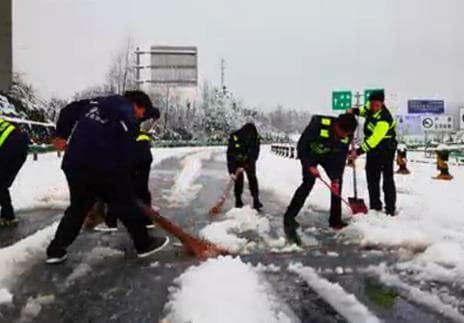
[55,95,139,172]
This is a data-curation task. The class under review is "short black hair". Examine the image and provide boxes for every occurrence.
[124,90,153,109]
[124,90,157,120]
[336,113,358,133]
[368,90,385,102]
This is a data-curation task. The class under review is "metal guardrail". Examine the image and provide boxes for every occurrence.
[270,144,297,159]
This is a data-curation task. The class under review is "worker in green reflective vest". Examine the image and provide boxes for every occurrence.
[348,90,398,216]
[0,118,29,227]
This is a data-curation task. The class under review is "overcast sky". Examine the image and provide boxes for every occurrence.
[13,0,464,113]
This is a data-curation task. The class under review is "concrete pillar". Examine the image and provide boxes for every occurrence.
[0,0,12,93]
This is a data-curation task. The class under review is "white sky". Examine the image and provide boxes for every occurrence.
[13,0,464,113]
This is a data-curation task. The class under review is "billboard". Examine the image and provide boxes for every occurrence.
[148,46,197,86]
[408,100,444,114]
[420,115,455,132]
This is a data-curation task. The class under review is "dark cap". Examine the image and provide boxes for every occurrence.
[368,90,385,102]
[124,90,158,120]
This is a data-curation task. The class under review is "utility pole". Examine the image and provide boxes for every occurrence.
[220,58,226,94]
[135,47,142,90]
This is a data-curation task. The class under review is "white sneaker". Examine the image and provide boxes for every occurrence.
[46,253,68,264]
[137,237,170,258]
[93,224,118,232]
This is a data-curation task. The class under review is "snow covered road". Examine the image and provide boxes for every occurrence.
[0,147,462,322]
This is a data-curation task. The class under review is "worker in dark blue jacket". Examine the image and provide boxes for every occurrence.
[0,118,29,227]
[46,91,168,264]
[101,110,160,230]
[283,114,357,245]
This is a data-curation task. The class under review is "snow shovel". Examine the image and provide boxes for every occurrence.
[209,168,244,216]
[316,176,354,213]
[138,203,231,259]
[347,161,368,214]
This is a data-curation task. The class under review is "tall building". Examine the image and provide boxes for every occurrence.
[0,0,12,93]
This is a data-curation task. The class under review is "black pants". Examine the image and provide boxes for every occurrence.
[47,169,152,255]
[365,148,396,214]
[105,161,152,227]
[233,162,259,202]
[284,153,346,227]
[0,134,28,220]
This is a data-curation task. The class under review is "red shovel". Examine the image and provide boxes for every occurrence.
[347,161,368,214]
[316,175,366,215]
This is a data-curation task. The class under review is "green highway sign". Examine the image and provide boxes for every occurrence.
[364,88,384,103]
[332,91,352,110]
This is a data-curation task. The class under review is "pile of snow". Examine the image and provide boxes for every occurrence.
[289,263,380,323]
[163,256,292,323]
[0,288,13,305]
[164,150,213,207]
[199,206,271,253]
[0,223,58,289]
[11,153,68,211]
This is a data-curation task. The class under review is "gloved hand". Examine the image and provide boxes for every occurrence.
[308,166,320,178]
[331,179,341,194]
[52,137,67,151]
[348,149,359,162]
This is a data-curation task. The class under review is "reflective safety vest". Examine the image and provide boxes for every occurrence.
[136,130,151,142]
[309,117,350,155]
[359,103,396,153]
[0,118,16,148]
[232,134,249,162]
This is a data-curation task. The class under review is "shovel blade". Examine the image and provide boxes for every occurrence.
[348,197,368,214]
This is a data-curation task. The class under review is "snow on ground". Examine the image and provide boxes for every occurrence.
[163,256,293,323]
[0,288,13,305]
[65,247,124,287]
[19,294,55,322]
[363,263,464,322]
[199,206,271,253]
[164,149,215,207]
[289,263,380,323]
[0,223,58,290]
[260,146,464,314]
[10,147,213,212]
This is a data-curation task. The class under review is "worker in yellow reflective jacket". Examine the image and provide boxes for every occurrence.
[348,90,397,216]
[0,118,29,227]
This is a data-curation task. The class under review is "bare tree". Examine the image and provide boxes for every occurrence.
[106,36,137,94]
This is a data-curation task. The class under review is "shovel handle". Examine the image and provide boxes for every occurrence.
[317,176,352,209]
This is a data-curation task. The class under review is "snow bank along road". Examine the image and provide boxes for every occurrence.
[0,147,462,323]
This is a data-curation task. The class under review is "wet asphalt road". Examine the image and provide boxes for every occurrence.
[0,150,455,323]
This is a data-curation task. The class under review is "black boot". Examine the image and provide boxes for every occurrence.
[235,197,244,208]
[253,199,263,211]
[284,217,302,246]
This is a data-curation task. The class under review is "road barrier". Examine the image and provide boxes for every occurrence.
[270,144,297,159]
